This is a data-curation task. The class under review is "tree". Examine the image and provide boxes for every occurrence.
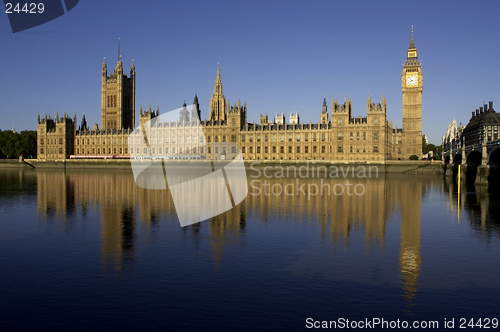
[409,154,419,160]
[0,130,37,159]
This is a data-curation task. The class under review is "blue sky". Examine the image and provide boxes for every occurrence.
[0,0,499,145]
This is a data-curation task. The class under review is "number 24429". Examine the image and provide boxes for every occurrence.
[5,3,45,14]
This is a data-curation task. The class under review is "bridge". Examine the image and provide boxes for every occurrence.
[443,140,500,186]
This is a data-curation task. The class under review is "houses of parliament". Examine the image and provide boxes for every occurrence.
[37,30,423,162]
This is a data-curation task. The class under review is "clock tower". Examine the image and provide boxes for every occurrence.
[401,26,423,159]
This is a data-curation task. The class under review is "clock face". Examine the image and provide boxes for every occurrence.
[406,75,417,86]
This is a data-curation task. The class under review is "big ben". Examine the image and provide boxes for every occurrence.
[401,27,423,158]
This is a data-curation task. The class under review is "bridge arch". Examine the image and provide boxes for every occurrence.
[453,154,462,165]
[488,146,500,167]
[466,150,482,167]
[465,150,482,185]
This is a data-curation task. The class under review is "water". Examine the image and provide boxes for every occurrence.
[0,167,499,331]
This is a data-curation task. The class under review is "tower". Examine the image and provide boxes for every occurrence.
[101,47,136,131]
[321,97,328,124]
[401,26,423,158]
[192,94,201,122]
[209,64,226,122]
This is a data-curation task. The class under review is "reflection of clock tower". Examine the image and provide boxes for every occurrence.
[401,27,423,159]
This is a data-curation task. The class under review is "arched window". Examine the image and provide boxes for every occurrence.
[107,96,110,107]
[114,95,117,107]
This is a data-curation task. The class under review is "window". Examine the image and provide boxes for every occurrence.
[350,132,353,140]
[231,135,236,142]
[338,118,343,125]
[280,146,284,153]
[273,134,277,142]
[363,132,366,140]
[313,134,317,141]
[249,146,253,153]
[305,134,309,142]
[257,134,261,142]
[265,134,269,142]
[337,145,343,153]
[249,135,253,142]
[374,117,378,124]
[186,137,190,143]
[321,146,325,153]
[232,119,236,125]
[272,146,276,153]
[321,134,325,141]
[280,134,284,142]
[257,146,261,153]
[222,136,226,142]
[297,146,300,153]
[296,134,300,142]
[289,146,292,153]
[166,137,169,143]
[374,132,379,141]
[305,146,309,153]
[265,146,269,153]
[356,132,360,140]
[374,145,379,153]
[289,134,293,142]
[337,132,343,140]
[242,135,246,142]
[242,146,246,153]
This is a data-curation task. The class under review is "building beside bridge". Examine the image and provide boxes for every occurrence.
[37,30,423,162]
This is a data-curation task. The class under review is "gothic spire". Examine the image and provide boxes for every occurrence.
[408,25,416,50]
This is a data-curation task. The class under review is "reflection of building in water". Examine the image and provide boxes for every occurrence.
[443,177,500,240]
[246,171,422,306]
[397,181,422,305]
[37,170,177,272]
[38,169,426,298]
[37,170,75,219]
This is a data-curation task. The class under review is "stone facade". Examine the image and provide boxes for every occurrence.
[37,30,423,162]
[462,101,498,148]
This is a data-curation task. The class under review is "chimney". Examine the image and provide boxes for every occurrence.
[476,109,479,116]
[472,111,475,118]
[480,106,484,114]
[484,104,488,112]
[489,101,494,112]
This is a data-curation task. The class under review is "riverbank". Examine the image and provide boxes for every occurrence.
[0,159,445,174]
